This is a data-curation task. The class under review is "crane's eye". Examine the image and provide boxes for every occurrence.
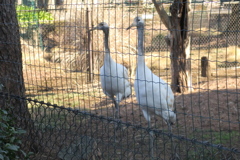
[137,18,140,21]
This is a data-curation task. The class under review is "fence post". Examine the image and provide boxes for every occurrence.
[201,56,211,78]
[86,8,93,83]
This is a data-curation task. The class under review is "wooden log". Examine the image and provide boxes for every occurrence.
[201,56,211,78]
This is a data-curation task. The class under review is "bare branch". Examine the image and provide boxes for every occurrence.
[152,0,171,30]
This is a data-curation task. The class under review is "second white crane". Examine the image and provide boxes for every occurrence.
[127,16,176,158]
[90,22,131,119]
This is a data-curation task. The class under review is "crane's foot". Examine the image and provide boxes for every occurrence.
[174,153,180,160]
[170,153,180,160]
[173,141,180,160]
[170,134,180,160]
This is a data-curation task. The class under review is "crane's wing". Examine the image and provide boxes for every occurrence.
[123,66,129,79]
[122,65,131,98]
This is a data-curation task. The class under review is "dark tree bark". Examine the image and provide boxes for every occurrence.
[0,0,40,152]
[152,0,192,93]
[0,0,28,125]
[169,0,191,93]
[37,0,49,11]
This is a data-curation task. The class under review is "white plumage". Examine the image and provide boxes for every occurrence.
[127,16,176,130]
[90,22,131,119]
[127,17,176,157]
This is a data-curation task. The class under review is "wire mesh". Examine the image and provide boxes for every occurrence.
[0,0,240,159]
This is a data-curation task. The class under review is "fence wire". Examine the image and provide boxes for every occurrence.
[0,0,240,159]
[2,93,240,159]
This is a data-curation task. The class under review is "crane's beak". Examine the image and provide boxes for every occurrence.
[89,26,99,32]
[126,25,133,30]
[126,21,137,30]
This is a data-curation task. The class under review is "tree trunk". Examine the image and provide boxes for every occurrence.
[169,0,190,93]
[152,0,191,93]
[0,0,27,126]
[0,0,40,152]
[37,0,49,11]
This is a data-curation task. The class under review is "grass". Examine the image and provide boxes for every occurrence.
[186,147,221,160]
[28,103,90,131]
[182,130,240,160]
[202,131,240,145]
[27,90,103,109]
[187,129,240,146]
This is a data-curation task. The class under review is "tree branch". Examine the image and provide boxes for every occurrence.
[152,0,171,30]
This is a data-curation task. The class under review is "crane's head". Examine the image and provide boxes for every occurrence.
[168,112,176,125]
[126,16,144,30]
[89,22,109,32]
[162,110,176,129]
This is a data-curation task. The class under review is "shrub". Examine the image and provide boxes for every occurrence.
[0,108,32,160]
[16,5,54,27]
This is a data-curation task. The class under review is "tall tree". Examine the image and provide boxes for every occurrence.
[0,0,27,126]
[0,0,40,152]
[37,0,49,10]
[152,0,192,93]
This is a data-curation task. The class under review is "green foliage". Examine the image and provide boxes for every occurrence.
[202,131,240,145]
[0,108,33,160]
[16,5,54,27]
[139,2,155,13]
[186,147,220,160]
[185,130,240,160]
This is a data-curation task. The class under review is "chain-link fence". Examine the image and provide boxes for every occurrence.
[1,0,240,159]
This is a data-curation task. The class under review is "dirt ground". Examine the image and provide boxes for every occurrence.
[27,76,240,159]
[89,77,240,130]
[84,77,240,159]
[21,38,240,159]
[22,48,240,159]
[175,78,240,131]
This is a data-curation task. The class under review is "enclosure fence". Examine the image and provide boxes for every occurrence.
[2,92,240,159]
[1,0,240,159]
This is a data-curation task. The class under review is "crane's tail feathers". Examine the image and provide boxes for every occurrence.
[123,86,132,99]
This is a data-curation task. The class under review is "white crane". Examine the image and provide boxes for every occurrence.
[90,22,131,120]
[127,16,176,158]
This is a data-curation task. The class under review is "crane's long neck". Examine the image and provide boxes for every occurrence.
[137,24,145,67]
[103,28,112,64]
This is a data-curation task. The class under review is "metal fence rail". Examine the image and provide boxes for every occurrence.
[2,93,240,159]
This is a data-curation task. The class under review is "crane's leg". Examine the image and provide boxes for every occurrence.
[110,98,118,143]
[114,101,122,131]
[168,123,174,158]
[111,97,122,143]
[115,93,123,120]
[167,123,172,133]
[115,102,120,119]
[167,123,179,160]
[142,110,154,159]
[112,99,118,119]
[149,121,154,160]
